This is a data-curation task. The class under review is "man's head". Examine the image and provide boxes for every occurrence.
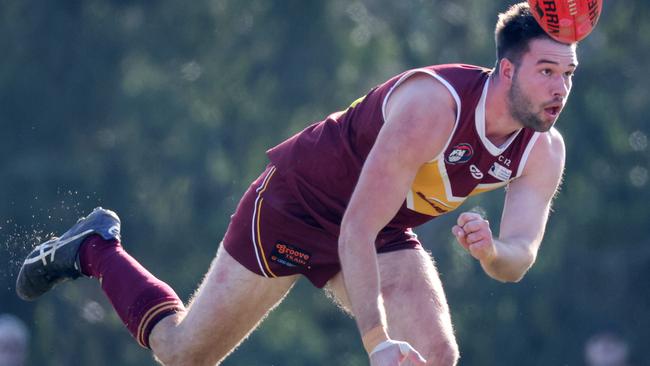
[494,2,579,132]
[495,2,552,73]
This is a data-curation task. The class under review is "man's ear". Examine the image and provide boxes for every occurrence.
[499,58,516,84]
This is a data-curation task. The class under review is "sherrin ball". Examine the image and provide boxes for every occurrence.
[528,0,603,43]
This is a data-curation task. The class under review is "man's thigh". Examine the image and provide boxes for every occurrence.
[150,245,298,365]
[378,249,458,364]
[325,248,458,364]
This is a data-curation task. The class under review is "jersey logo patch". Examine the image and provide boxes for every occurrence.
[270,242,312,269]
[445,143,474,164]
[469,164,484,179]
[488,162,512,181]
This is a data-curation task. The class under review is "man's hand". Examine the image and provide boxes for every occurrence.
[369,340,427,366]
[452,212,496,263]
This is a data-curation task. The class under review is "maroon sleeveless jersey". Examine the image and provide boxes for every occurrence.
[266,64,540,236]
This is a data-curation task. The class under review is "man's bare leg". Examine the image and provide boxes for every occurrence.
[325,249,459,366]
[150,245,298,366]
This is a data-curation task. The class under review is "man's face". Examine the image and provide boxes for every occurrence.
[507,38,578,132]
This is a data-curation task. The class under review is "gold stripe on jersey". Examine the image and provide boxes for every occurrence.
[468,181,508,196]
[349,95,366,108]
[407,158,507,217]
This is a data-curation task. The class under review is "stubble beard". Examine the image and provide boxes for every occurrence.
[508,74,553,132]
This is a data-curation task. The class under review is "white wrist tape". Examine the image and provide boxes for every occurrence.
[369,340,411,357]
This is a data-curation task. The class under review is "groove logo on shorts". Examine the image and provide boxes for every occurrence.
[445,143,474,164]
[271,242,312,269]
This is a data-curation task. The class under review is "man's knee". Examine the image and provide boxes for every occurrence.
[153,349,217,366]
[149,314,218,366]
[152,336,222,366]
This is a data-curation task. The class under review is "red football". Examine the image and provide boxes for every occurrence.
[528,0,603,43]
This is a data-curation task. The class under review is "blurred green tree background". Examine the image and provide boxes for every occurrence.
[1,0,648,365]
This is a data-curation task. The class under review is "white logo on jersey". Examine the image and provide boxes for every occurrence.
[469,164,483,179]
[445,143,473,164]
[448,150,466,163]
[488,162,512,181]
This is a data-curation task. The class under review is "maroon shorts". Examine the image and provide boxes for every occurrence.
[222,165,421,288]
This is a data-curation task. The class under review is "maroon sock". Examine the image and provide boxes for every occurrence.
[79,235,185,349]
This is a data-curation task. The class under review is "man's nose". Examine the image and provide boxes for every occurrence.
[552,75,570,99]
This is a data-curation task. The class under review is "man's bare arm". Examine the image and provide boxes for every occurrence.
[338,73,456,358]
[453,129,566,282]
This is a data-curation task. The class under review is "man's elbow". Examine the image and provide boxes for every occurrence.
[337,225,375,258]
[491,250,537,283]
[493,268,528,283]
[498,270,528,283]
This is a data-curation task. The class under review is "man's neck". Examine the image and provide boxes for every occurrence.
[484,74,521,147]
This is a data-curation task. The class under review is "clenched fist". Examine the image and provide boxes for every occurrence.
[452,212,496,263]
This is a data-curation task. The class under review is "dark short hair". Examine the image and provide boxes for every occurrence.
[494,2,551,70]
